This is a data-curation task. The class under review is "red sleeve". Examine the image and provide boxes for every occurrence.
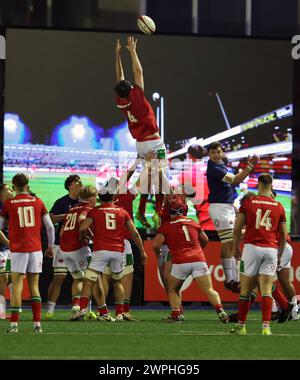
[239,198,250,214]
[279,204,286,223]
[191,220,203,232]
[87,208,96,219]
[39,199,48,216]
[158,223,167,236]
[123,209,132,222]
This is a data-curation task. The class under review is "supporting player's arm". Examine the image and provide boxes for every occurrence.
[115,39,125,82]
[198,230,209,248]
[42,213,55,258]
[222,154,260,185]
[50,213,66,223]
[126,36,144,90]
[118,157,141,193]
[79,217,94,240]
[152,233,165,257]
[126,219,147,265]
[232,213,245,260]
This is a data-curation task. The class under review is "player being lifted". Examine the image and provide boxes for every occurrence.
[0,173,55,333]
[230,174,287,335]
[115,36,170,229]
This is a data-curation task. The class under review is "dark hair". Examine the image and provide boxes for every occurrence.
[64,174,81,191]
[12,173,29,189]
[207,141,222,152]
[258,173,273,187]
[187,145,205,159]
[98,193,115,203]
[115,80,133,98]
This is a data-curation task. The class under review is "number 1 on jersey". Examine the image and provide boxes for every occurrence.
[182,225,191,241]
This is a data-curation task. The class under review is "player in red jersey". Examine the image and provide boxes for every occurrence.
[73,182,147,321]
[230,174,287,335]
[152,197,229,323]
[60,185,98,319]
[270,190,298,321]
[115,36,169,229]
[0,173,55,333]
[102,163,141,321]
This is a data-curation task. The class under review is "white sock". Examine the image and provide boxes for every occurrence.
[272,299,278,312]
[86,300,92,312]
[33,321,41,328]
[291,296,298,306]
[231,257,238,282]
[11,322,18,327]
[222,259,233,283]
[0,295,6,314]
[47,301,56,313]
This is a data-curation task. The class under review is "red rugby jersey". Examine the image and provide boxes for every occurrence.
[116,85,159,142]
[239,195,286,248]
[158,216,206,264]
[87,203,131,252]
[1,193,48,253]
[60,203,92,252]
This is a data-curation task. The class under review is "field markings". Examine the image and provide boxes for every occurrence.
[1,331,300,337]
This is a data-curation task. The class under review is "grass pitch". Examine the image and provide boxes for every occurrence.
[0,309,299,360]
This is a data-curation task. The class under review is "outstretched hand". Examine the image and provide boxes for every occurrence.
[115,39,121,54]
[248,154,260,166]
[126,36,137,53]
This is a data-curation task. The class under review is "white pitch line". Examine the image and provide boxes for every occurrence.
[2,331,300,337]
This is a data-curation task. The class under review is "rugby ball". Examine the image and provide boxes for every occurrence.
[137,15,156,34]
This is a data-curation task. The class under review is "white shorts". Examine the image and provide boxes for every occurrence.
[209,203,236,231]
[136,137,166,159]
[60,246,90,274]
[0,249,10,273]
[171,261,210,280]
[278,243,293,269]
[103,240,133,279]
[52,245,67,269]
[88,250,125,274]
[11,251,43,274]
[241,244,277,277]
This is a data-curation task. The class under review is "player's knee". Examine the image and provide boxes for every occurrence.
[85,269,98,282]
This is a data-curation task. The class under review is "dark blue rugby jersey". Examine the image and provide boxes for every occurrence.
[50,195,79,245]
[206,159,238,203]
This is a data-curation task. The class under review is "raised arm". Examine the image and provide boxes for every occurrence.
[126,36,144,90]
[115,39,125,82]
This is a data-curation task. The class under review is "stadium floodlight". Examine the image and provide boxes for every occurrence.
[71,123,86,139]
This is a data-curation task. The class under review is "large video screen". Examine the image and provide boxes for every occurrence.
[3,29,293,230]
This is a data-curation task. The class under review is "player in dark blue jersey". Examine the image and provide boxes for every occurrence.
[206,141,259,292]
[45,174,83,320]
